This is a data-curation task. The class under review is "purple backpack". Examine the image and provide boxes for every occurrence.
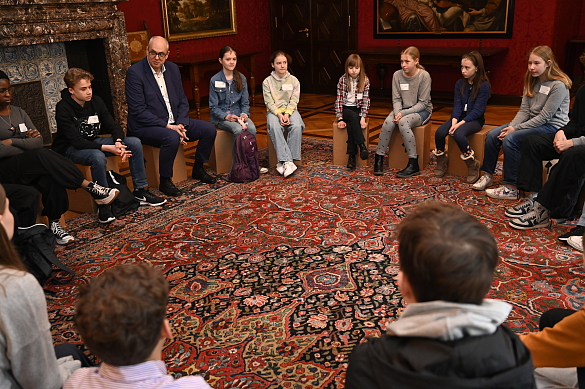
[229,130,260,183]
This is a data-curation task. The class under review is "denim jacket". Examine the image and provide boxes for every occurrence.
[209,70,250,124]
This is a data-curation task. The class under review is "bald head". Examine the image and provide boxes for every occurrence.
[147,36,170,73]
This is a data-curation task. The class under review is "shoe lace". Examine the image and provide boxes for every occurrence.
[51,222,68,237]
[90,183,109,196]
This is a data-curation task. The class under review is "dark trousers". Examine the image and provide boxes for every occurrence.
[54,343,96,367]
[434,118,483,153]
[3,183,39,229]
[0,148,85,220]
[128,118,216,178]
[342,106,366,155]
[517,133,585,218]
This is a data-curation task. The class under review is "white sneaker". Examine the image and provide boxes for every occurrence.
[50,221,74,245]
[505,198,534,218]
[260,167,269,174]
[283,161,297,178]
[472,175,492,191]
[276,163,285,175]
[567,236,584,252]
[486,185,519,200]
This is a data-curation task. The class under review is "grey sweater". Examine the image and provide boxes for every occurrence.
[510,79,570,131]
[391,68,433,117]
[0,106,43,159]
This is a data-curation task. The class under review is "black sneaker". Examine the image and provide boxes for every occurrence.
[558,225,585,241]
[50,220,74,245]
[97,204,115,224]
[505,198,534,218]
[85,182,119,205]
[134,188,167,206]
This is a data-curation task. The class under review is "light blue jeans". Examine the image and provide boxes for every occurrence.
[266,111,304,162]
[65,136,148,189]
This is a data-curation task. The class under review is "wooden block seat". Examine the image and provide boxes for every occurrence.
[446,125,494,177]
[208,127,233,174]
[332,119,369,167]
[66,156,120,214]
[142,144,188,187]
[387,122,432,171]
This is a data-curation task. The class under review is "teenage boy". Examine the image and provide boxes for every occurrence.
[345,201,535,389]
[64,264,212,388]
[53,68,165,224]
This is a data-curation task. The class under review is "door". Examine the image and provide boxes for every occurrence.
[270,0,357,94]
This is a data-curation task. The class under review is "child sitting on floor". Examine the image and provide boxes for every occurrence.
[64,264,212,388]
[344,201,535,389]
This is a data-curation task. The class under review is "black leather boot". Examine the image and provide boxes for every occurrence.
[347,154,356,169]
[396,157,420,178]
[374,154,384,176]
[192,162,217,184]
[358,143,369,160]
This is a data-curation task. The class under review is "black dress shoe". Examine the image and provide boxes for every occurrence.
[192,167,217,184]
[159,178,182,196]
[358,143,369,160]
[347,154,356,169]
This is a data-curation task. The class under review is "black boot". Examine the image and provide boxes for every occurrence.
[192,162,217,184]
[347,154,356,169]
[396,157,420,178]
[374,154,384,176]
[358,143,369,160]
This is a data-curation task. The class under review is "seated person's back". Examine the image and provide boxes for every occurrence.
[344,201,535,389]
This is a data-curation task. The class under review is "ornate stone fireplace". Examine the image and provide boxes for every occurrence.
[0,0,130,141]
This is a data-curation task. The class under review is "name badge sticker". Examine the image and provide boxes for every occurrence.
[215,81,226,88]
[282,84,293,91]
[356,93,363,99]
[464,104,468,111]
[19,123,27,132]
[88,115,99,124]
[400,83,409,91]
[539,85,551,95]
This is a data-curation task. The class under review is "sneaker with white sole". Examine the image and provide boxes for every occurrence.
[486,185,518,200]
[509,205,549,230]
[85,182,119,204]
[50,220,74,245]
[97,204,116,223]
[260,167,269,174]
[505,198,534,218]
[472,175,492,191]
[558,225,585,241]
[283,161,298,178]
[133,188,166,206]
[276,163,285,175]
[567,235,584,252]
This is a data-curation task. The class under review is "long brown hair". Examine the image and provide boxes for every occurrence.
[344,54,368,93]
[460,51,490,101]
[401,46,425,70]
[0,184,26,273]
[219,46,243,93]
[524,46,571,97]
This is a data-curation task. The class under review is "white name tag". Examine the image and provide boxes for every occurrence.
[88,115,99,124]
[215,81,226,88]
[464,104,468,111]
[282,84,293,91]
[19,123,27,132]
[400,83,409,91]
[356,93,363,99]
[539,85,550,95]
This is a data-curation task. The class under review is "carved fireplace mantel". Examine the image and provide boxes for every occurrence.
[0,0,130,127]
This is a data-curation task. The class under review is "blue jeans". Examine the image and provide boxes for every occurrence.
[480,123,557,186]
[65,136,148,189]
[266,111,304,162]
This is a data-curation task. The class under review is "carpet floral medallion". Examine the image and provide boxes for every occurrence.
[47,138,585,388]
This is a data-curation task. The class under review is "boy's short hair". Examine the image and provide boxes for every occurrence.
[63,67,94,88]
[398,201,498,305]
[75,264,169,366]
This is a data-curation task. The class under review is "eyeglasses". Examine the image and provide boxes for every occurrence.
[148,50,168,58]
[0,87,13,95]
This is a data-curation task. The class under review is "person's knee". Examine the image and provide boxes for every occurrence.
[160,130,181,148]
[123,136,142,151]
[86,150,108,168]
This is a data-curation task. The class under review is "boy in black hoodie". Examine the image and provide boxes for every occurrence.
[53,68,165,223]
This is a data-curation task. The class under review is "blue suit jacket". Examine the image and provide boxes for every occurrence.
[125,57,191,132]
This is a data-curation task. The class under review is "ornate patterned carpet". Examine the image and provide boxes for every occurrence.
[48,138,585,388]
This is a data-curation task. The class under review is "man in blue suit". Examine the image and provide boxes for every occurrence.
[126,36,216,196]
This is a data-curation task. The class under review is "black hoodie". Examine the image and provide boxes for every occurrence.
[52,88,125,155]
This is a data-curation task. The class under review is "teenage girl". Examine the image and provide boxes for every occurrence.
[209,46,256,154]
[262,50,305,178]
[433,51,491,184]
[335,54,371,169]
[374,46,432,178]
[473,46,571,199]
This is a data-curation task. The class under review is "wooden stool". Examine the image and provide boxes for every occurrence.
[387,122,431,170]
[268,126,302,167]
[66,156,120,214]
[142,144,188,187]
[446,126,494,177]
[332,119,369,167]
[208,128,233,174]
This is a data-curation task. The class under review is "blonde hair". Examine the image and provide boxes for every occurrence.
[401,46,424,70]
[524,46,571,97]
[344,54,368,93]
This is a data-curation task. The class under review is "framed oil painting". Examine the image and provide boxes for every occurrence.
[162,0,237,42]
[375,0,514,38]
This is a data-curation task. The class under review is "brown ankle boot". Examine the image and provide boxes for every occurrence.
[433,150,448,177]
[462,152,480,184]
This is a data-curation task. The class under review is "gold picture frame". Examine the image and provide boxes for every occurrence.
[161,0,237,42]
